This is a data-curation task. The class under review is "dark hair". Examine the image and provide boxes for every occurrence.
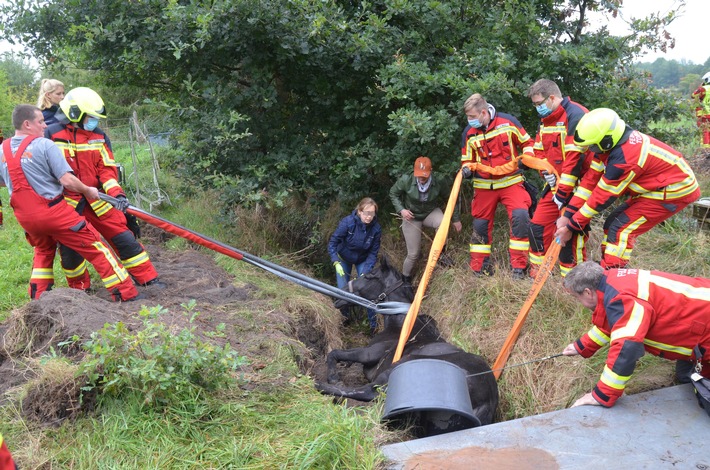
[12,104,41,130]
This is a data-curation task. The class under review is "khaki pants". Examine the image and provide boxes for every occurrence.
[401,208,444,276]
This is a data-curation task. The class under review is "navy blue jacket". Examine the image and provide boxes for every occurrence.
[328,210,381,271]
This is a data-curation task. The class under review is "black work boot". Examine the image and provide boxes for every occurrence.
[142,278,167,289]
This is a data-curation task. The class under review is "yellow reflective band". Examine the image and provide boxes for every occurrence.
[611,301,645,341]
[603,217,645,259]
[643,337,693,356]
[587,325,610,347]
[469,244,491,255]
[533,141,544,151]
[528,253,544,265]
[600,365,631,390]
[560,174,578,187]
[579,203,599,219]
[63,260,88,278]
[509,239,530,251]
[647,272,710,302]
[540,124,566,135]
[598,171,636,196]
[473,174,524,189]
[93,241,129,282]
[90,200,113,217]
[637,269,650,301]
[564,143,586,153]
[560,265,571,277]
[591,160,605,172]
[103,179,120,192]
[628,178,698,200]
[575,186,592,201]
[30,267,54,280]
[64,197,79,208]
[637,134,651,168]
[121,251,150,269]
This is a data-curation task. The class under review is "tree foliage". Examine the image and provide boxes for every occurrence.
[1,0,684,208]
[0,53,38,134]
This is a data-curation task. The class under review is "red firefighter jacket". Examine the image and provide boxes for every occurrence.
[564,128,698,230]
[531,97,593,203]
[47,123,124,217]
[460,106,534,190]
[692,84,710,116]
[573,268,710,407]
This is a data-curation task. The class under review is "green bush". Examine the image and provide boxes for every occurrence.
[80,301,248,406]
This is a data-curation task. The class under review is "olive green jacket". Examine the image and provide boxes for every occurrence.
[389,172,461,222]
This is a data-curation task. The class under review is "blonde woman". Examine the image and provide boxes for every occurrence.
[37,78,65,125]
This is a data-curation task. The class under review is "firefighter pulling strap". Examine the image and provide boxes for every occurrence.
[392,155,559,363]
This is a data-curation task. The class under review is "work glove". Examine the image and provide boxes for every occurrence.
[126,213,141,238]
[114,195,130,213]
[334,261,346,277]
[542,170,557,189]
[552,193,565,210]
[462,166,473,179]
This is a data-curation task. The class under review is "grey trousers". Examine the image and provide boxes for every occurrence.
[401,208,444,276]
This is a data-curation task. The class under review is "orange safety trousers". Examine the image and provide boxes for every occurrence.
[3,138,138,301]
[61,203,157,289]
[600,188,701,268]
[529,191,587,277]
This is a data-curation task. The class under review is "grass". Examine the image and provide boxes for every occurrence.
[2,128,710,467]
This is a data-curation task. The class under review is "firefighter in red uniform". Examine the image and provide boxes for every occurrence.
[555,108,700,269]
[0,104,140,301]
[0,128,4,227]
[461,93,534,278]
[692,72,710,151]
[0,432,17,470]
[526,79,593,278]
[46,87,164,291]
[562,261,710,408]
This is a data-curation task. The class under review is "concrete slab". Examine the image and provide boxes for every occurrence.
[381,384,710,469]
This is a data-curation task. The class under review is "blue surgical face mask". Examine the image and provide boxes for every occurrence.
[468,119,482,129]
[536,103,552,117]
[84,116,100,131]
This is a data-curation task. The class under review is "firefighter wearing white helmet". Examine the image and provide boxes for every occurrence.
[692,72,710,149]
[554,108,700,269]
[46,87,166,293]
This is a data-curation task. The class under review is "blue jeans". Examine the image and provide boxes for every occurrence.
[335,259,377,330]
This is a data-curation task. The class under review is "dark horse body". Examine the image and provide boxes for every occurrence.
[316,257,499,427]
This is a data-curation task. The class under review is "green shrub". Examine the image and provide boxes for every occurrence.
[80,301,248,406]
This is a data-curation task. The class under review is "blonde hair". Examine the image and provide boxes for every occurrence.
[463,93,487,113]
[356,197,378,213]
[36,78,65,110]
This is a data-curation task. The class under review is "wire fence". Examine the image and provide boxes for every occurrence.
[104,112,172,212]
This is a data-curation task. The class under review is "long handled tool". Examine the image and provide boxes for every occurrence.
[98,194,410,315]
[467,352,564,378]
[491,237,562,379]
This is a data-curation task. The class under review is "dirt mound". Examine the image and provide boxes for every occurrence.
[0,234,342,426]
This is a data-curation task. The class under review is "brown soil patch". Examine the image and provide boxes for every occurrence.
[0,229,347,426]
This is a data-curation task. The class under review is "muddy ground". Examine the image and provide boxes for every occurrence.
[0,225,370,426]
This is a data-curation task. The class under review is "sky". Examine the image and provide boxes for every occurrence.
[0,0,707,66]
[599,0,708,65]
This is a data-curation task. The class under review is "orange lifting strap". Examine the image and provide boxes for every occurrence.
[392,156,559,363]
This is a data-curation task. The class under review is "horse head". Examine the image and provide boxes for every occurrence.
[334,256,414,309]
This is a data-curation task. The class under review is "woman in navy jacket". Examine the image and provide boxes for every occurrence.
[328,197,381,331]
